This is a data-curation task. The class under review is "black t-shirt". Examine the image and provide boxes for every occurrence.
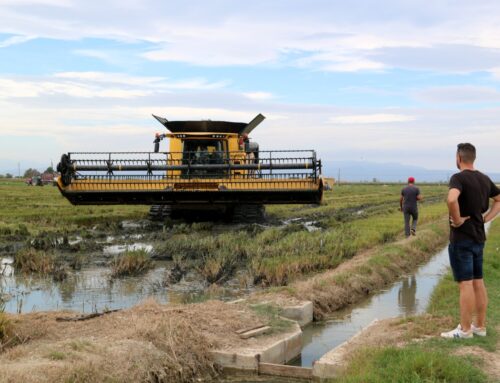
[449,170,500,243]
[401,185,420,211]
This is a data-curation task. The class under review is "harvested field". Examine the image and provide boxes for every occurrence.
[0,299,295,383]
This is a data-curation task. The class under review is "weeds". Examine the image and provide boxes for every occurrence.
[0,299,11,344]
[110,249,153,277]
[14,247,56,274]
[249,303,293,334]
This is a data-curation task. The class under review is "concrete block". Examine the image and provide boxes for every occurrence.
[284,330,302,362]
[260,339,286,364]
[280,301,314,327]
[210,350,258,371]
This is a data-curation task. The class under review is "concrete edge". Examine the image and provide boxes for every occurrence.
[280,301,314,327]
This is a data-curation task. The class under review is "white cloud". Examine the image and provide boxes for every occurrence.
[0,72,228,100]
[415,86,500,104]
[3,1,500,73]
[329,113,416,124]
[0,34,35,48]
[243,92,273,100]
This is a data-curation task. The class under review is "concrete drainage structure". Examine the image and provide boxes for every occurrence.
[211,300,313,371]
[211,321,303,371]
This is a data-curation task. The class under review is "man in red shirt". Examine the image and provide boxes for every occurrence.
[400,177,422,237]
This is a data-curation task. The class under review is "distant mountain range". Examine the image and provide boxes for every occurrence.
[322,160,500,183]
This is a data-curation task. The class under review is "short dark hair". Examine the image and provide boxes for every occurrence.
[457,143,476,163]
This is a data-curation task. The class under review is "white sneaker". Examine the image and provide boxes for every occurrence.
[440,324,473,339]
[471,324,487,337]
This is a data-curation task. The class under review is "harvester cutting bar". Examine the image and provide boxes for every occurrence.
[56,150,323,205]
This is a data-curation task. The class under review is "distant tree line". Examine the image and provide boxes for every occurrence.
[0,166,56,179]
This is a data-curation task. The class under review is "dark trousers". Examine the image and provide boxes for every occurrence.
[403,208,418,237]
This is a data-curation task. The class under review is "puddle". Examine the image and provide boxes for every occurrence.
[103,243,153,256]
[291,244,452,367]
[1,263,169,313]
[1,257,14,277]
[282,218,321,232]
[121,220,144,229]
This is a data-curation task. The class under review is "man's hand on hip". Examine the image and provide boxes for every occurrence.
[450,216,470,228]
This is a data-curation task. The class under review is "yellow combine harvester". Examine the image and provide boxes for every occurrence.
[56,114,323,221]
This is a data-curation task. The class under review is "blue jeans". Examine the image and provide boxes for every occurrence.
[448,240,485,282]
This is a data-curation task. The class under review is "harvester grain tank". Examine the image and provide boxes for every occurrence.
[56,114,323,220]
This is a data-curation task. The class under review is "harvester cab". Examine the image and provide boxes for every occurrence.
[56,113,323,221]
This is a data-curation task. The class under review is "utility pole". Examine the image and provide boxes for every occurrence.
[337,168,341,185]
[18,162,20,178]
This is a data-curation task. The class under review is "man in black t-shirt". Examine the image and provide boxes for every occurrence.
[441,143,500,339]
[400,177,422,237]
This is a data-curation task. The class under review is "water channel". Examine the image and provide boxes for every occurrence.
[290,237,470,367]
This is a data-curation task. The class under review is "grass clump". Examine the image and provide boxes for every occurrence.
[110,249,153,277]
[0,300,12,346]
[333,346,487,383]
[14,247,56,274]
[47,350,66,360]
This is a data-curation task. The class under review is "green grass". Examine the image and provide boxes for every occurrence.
[249,303,294,334]
[333,346,486,383]
[0,178,147,235]
[333,219,500,383]
[267,183,447,220]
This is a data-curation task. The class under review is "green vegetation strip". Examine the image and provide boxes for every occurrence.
[331,220,500,383]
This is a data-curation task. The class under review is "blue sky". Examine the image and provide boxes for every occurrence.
[1,0,500,176]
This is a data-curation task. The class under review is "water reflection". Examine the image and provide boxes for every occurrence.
[398,275,417,316]
[1,263,170,313]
